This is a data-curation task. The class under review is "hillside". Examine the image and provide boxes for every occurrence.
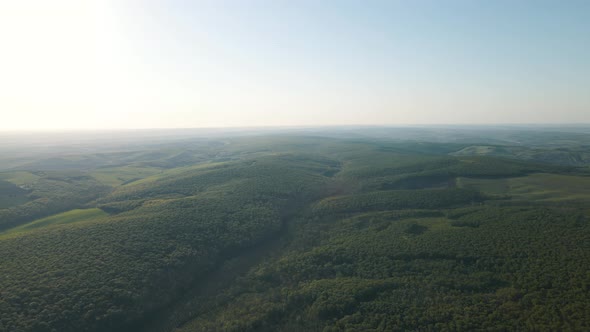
[0,131,589,331]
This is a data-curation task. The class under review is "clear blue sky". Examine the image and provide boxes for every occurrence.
[1,0,589,129]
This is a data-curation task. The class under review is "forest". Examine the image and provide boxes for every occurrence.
[0,127,589,332]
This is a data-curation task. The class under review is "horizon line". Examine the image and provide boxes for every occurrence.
[2,123,590,133]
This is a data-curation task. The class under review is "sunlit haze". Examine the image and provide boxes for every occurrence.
[1,0,589,130]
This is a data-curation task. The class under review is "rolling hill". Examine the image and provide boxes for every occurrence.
[0,131,589,332]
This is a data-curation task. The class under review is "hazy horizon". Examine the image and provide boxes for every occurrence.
[1,0,589,130]
[2,122,590,134]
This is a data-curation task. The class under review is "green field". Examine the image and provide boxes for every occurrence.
[458,173,590,203]
[90,166,163,186]
[3,208,108,237]
[0,171,40,186]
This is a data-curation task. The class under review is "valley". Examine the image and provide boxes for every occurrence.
[0,128,589,331]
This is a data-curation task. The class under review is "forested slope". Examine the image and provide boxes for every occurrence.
[0,135,589,332]
[0,155,334,332]
[180,206,590,331]
[170,147,590,331]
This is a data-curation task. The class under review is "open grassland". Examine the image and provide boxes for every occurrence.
[458,173,590,203]
[2,208,108,237]
[124,161,230,186]
[0,173,111,231]
[0,171,41,186]
[90,166,163,186]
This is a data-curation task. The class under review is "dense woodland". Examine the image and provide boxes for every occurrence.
[1,128,590,331]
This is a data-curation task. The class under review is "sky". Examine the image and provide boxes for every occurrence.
[0,0,589,130]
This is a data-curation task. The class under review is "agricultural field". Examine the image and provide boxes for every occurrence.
[457,173,590,203]
[0,170,41,186]
[90,166,163,186]
[2,208,109,238]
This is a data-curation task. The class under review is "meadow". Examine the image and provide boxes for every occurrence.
[2,208,108,238]
[458,173,590,204]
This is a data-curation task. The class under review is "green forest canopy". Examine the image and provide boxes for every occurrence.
[0,132,589,332]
